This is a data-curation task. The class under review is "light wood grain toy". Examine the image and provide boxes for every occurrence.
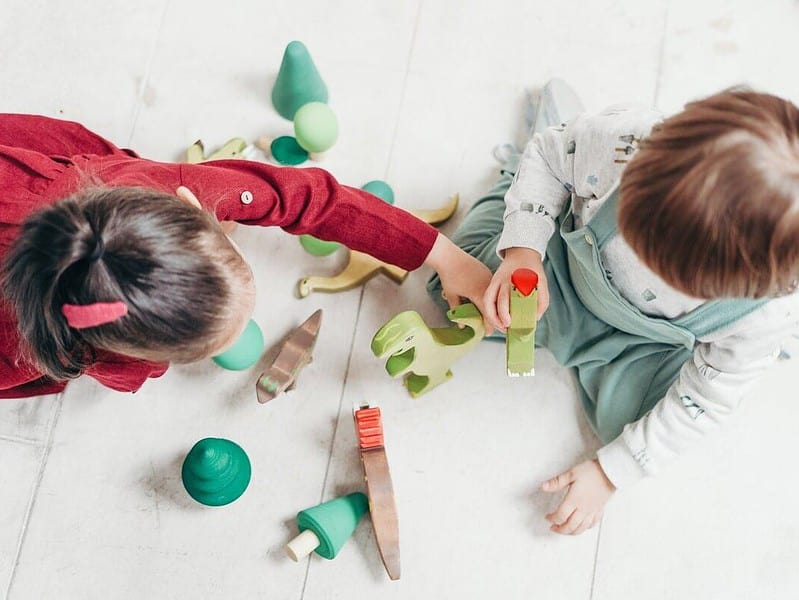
[296,194,460,297]
[185,137,249,163]
[256,309,322,403]
[354,405,400,580]
[371,302,485,397]
[506,268,539,377]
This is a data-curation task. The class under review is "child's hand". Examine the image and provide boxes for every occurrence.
[542,459,615,535]
[483,247,549,332]
[425,234,494,332]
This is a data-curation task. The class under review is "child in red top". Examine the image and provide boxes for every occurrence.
[0,114,492,399]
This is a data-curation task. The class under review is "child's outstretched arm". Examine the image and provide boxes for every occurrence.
[483,121,576,331]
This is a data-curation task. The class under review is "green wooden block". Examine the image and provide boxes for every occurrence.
[371,303,485,397]
[506,269,538,377]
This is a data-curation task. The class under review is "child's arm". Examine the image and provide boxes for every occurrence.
[597,300,798,489]
[178,160,437,271]
[483,120,577,330]
[63,154,491,310]
[485,105,663,331]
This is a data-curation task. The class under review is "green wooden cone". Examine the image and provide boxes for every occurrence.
[295,493,369,559]
[181,438,252,506]
[212,319,264,371]
[272,41,329,120]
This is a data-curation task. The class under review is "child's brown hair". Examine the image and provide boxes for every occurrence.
[619,88,799,299]
[2,187,253,380]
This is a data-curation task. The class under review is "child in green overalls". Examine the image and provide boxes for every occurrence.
[428,81,799,536]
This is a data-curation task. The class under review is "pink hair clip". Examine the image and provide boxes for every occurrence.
[61,302,128,329]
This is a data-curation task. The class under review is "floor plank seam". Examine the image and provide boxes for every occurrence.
[0,433,42,447]
[299,288,368,600]
[588,517,604,600]
[652,0,671,110]
[383,0,423,173]
[127,0,172,147]
[5,394,64,599]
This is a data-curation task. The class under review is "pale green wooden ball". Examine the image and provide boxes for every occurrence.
[294,102,339,153]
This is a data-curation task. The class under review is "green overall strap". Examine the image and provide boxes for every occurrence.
[586,185,769,337]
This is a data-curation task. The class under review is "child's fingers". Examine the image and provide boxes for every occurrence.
[570,513,596,536]
[546,502,578,527]
[537,281,550,320]
[551,509,585,535]
[482,279,503,332]
[497,282,511,328]
[444,290,462,310]
[175,185,201,209]
[542,469,576,492]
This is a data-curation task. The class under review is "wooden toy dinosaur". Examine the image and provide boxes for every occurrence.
[256,309,322,403]
[506,269,538,377]
[185,138,249,163]
[371,303,485,397]
[296,194,460,298]
[354,405,400,580]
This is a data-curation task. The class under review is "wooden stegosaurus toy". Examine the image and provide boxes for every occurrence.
[370,303,485,397]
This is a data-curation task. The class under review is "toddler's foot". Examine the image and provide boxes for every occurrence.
[528,78,585,137]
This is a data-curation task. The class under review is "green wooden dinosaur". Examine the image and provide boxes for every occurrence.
[371,303,485,397]
[506,268,538,377]
[185,138,248,163]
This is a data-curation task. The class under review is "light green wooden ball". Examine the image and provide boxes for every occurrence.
[299,234,340,256]
[212,319,264,370]
[294,102,339,153]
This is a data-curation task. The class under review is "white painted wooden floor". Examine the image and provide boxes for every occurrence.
[1,1,798,598]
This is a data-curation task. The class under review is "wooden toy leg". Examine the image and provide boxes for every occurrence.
[297,250,408,298]
[406,194,459,226]
[404,368,453,397]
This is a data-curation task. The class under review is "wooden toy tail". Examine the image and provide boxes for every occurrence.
[297,251,408,298]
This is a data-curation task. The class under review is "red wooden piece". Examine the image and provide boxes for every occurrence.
[511,268,538,297]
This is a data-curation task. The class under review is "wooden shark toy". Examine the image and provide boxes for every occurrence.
[371,303,485,397]
[354,404,400,580]
[297,194,460,298]
[256,309,322,403]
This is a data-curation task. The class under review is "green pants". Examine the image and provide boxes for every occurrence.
[427,153,766,443]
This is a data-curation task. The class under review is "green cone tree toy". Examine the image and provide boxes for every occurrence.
[285,492,369,561]
[181,438,252,506]
[272,41,329,120]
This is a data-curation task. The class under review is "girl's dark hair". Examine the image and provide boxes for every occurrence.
[619,87,799,299]
[2,187,252,381]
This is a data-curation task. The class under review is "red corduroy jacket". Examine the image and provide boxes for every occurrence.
[0,114,437,399]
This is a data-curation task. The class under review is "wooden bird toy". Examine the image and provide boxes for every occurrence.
[296,194,460,298]
[354,405,400,580]
[256,309,322,403]
[506,268,538,377]
[371,303,485,397]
